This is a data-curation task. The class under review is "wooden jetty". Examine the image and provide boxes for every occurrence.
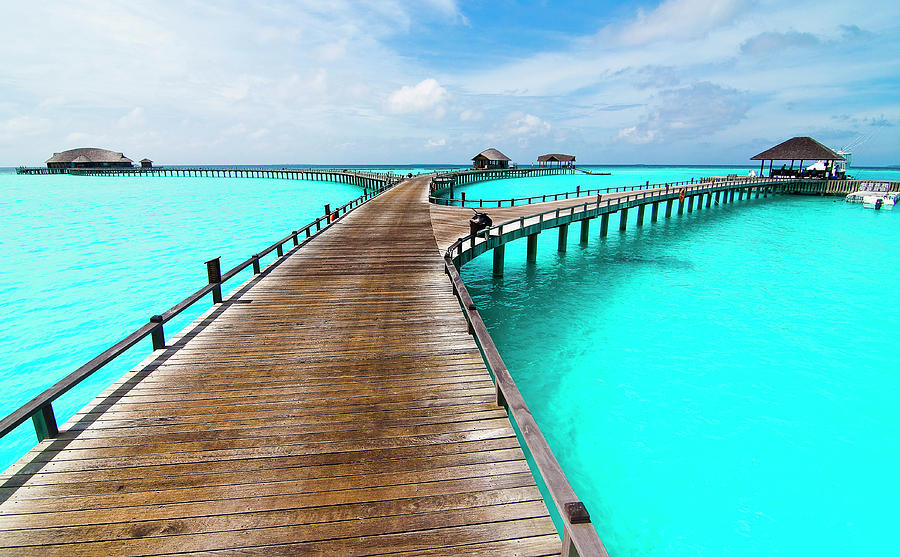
[15,166,397,190]
[433,177,803,271]
[0,175,603,556]
[430,166,573,197]
[4,170,886,555]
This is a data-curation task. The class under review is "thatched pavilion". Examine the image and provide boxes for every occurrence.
[751,137,845,178]
[472,148,510,170]
[537,153,575,168]
[46,148,134,169]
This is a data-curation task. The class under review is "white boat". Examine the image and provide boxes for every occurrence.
[846,189,899,210]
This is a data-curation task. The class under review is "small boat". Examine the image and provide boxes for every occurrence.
[846,189,899,210]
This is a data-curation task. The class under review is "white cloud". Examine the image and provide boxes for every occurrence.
[618,82,751,144]
[387,78,450,118]
[425,138,446,148]
[611,0,747,47]
[0,116,52,141]
[506,113,551,137]
[117,107,146,128]
[460,109,484,122]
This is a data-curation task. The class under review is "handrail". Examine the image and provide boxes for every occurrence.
[445,177,790,261]
[444,257,609,557]
[429,175,798,207]
[0,178,399,443]
[16,166,404,182]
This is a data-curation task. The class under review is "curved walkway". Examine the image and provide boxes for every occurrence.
[0,177,560,555]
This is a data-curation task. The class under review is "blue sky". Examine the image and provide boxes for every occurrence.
[1,0,898,165]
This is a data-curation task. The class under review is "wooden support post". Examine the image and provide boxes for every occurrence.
[687,196,694,212]
[150,315,165,350]
[739,189,744,200]
[651,201,659,222]
[755,187,760,199]
[706,192,712,207]
[32,403,59,441]
[636,205,645,226]
[665,199,674,218]
[580,218,590,244]
[527,233,538,262]
[715,191,721,204]
[206,257,222,304]
[678,197,685,214]
[729,189,735,202]
[252,254,261,274]
[619,208,629,230]
[600,214,609,237]
[492,244,505,277]
[558,224,569,252]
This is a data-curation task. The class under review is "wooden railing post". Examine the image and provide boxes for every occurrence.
[252,254,261,274]
[205,257,223,304]
[149,315,165,350]
[32,403,59,441]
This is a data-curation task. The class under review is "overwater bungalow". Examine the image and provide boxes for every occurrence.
[472,148,510,170]
[140,158,153,168]
[751,137,846,179]
[46,147,135,169]
[537,153,575,168]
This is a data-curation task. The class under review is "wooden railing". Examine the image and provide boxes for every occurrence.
[444,257,609,557]
[430,177,713,207]
[0,180,397,444]
[431,176,900,207]
[446,177,790,266]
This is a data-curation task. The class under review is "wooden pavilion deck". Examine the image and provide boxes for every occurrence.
[0,176,561,555]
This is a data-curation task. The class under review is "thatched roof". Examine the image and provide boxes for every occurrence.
[140,158,153,163]
[751,137,844,161]
[46,147,134,165]
[472,148,510,161]
[538,153,575,162]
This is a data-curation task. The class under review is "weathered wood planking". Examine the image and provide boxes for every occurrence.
[0,176,560,556]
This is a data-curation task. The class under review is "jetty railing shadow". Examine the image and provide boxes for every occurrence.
[0,178,398,445]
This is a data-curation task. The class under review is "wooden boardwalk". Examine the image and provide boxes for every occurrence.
[0,176,561,555]
[430,189,652,251]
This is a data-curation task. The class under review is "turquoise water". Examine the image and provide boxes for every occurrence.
[0,170,368,469]
[460,187,900,555]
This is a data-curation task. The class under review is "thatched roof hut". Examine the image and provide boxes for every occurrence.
[472,148,510,170]
[46,148,134,169]
[751,137,844,178]
[537,153,575,167]
[751,137,844,162]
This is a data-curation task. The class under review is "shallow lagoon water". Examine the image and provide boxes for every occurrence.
[0,171,367,468]
[460,190,899,556]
